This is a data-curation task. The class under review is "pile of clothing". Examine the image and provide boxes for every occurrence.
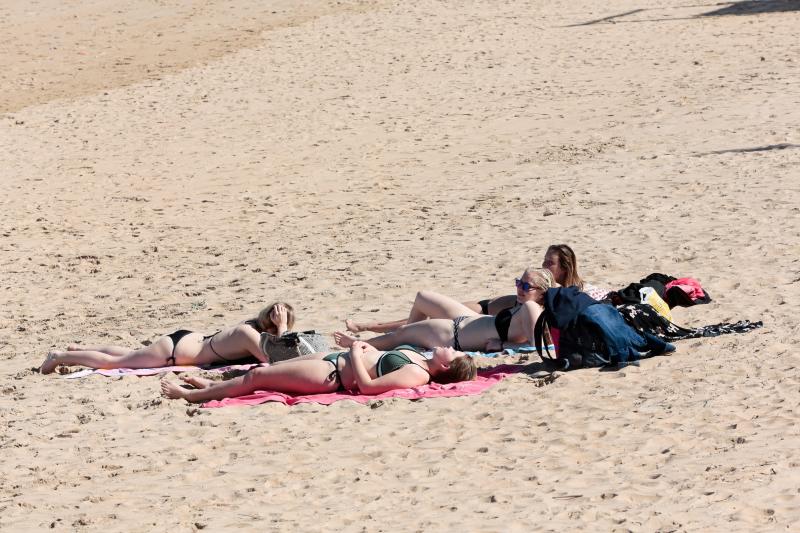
[534,273,762,370]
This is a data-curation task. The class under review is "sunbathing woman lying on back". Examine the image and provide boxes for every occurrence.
[40,303,294,374]
[161,340,477,403]
[334,268,555,353]
[345,244,600,334]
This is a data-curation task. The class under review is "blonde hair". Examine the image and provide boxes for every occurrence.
[524,268,555,346]
[434,355,477,384]
[524,268,556,291]
[255,302,295,334]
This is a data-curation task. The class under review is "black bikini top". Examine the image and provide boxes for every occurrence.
[494,306,516,342]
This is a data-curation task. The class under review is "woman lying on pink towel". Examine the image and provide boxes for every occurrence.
[160,340,476,403]
[40,303,294,374]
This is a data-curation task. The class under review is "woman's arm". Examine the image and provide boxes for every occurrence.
[348,341,428,394]
[484,338,536,353]
[486,295,518,315]
[519,301,543,345]
[270,304,290,337]
[241,326,268,363]
[484,338,504,353]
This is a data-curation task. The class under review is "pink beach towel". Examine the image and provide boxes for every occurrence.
[201,364,524,408]
[61,363,258,379]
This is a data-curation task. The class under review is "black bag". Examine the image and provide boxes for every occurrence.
[259,331,330,363]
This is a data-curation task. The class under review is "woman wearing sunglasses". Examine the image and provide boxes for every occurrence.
[334,268,555,353]
[344,244,597,335]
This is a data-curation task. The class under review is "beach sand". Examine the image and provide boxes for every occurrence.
[1,0,799,530]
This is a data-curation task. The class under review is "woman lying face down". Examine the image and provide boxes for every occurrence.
[334,268,555,353]
[161,341,478,403]
[40,302,294,374]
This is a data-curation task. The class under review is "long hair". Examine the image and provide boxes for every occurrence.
[255,302,296,334]
[546,244,583,289]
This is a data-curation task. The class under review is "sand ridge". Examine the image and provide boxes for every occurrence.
[0,0,386,113]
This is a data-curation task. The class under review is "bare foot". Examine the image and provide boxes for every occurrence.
[180,375,213,389]
[333,331,357,348]
[66,344,84,351]
[161,379,189,400]
[345,319,366,333]
[39,351,63,374]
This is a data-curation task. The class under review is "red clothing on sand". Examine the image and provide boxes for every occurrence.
[664,278,706,301]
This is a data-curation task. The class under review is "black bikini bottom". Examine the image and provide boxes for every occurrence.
[166,329,193,365]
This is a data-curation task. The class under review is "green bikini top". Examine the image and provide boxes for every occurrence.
[376,345,431,382]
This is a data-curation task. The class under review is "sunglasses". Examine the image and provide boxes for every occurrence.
[515,278,540,292]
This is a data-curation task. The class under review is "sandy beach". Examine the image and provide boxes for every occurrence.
[1,0,799,530]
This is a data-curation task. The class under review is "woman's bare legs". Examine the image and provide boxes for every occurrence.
[40,337,173,374]
[161,359,339,403]
[345,317,408,333]
[346,291,479,333]
[461,302,483,314]
[180,375,214,388]
[407,290,479,322]
[65,344,131,356]
[176,355,330,390]
[335,319,452,351]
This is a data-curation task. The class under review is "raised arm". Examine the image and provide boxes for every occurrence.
[348,341,428,395]
[270,304,290,337]
[484,295,518,315]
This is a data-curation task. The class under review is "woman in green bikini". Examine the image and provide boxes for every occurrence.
[40,303,294,374]
[160,341,477,403]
